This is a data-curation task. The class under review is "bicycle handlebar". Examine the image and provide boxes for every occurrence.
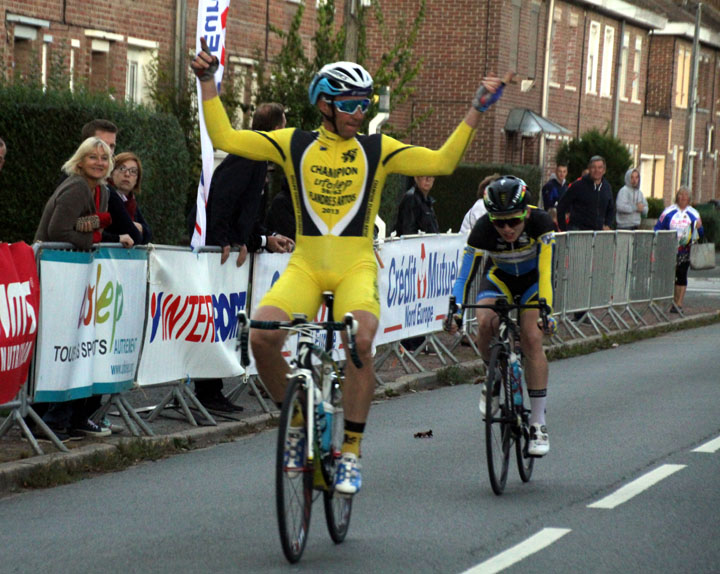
[236,311,363,369]
[447,295,551,332]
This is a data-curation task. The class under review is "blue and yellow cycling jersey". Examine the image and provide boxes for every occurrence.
[452,209,556,311]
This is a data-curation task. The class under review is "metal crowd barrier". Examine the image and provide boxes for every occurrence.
[1,231,679,453]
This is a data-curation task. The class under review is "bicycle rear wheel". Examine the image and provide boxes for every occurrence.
[323,377,353,543]
[485,344,512,495]
[276,375,313,563]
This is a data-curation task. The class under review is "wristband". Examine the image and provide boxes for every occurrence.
[261,235,267,248]
[472,83,505,112]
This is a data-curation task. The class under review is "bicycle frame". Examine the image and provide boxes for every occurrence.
[237,300,362,466]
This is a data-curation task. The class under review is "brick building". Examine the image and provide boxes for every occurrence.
[2,0,720,204]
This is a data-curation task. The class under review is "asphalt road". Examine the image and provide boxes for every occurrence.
[1,324,719,573]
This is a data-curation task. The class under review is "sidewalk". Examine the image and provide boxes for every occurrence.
[2,299,718,497]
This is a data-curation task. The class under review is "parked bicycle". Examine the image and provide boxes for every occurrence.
[447,295,550,495]
[237,292,362,563]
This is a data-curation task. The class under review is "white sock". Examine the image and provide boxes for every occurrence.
[529,391,547,426]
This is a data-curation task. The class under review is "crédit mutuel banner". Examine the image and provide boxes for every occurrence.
[0,242,40,405]
[33,248,147,402]
[376,234,465,345]
[136,249,249,386]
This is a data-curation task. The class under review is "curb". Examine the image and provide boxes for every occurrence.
[1,310,718,496]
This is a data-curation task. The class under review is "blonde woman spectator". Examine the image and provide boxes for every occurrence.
[34,137,115,440]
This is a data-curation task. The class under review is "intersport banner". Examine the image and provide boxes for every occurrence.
[33,248,147,402]
[0,242,40,404]
[137,249,249,385]
[376,234,465,345]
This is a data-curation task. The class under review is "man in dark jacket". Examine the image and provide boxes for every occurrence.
[557,155,614,231]
[194,103,294,413]
[393,175,440,352]
[393,175,440,235]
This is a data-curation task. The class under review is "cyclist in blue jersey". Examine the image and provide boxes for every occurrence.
[447,176,556,456]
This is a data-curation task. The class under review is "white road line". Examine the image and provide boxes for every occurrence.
[692,435,720,453]
[587,464,686,509]
[461,527,571,574]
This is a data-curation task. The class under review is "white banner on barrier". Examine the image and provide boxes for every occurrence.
[33,248,147,402]
[376,234,465,345]
[136,249,249,386]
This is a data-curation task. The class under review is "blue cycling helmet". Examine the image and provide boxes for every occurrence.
[483,176,529,216]
[308,61,373,105]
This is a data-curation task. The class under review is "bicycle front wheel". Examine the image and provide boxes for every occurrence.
[516,415,535,482]
[485,344,512,495]
[276,375,313,563]
[323,378,352,543]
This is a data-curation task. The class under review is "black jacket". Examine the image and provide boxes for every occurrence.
[203,154,269,251]
[557,174,614,231]
[393,187,440,235]
[102,188,143,245]
[265,181,295,240]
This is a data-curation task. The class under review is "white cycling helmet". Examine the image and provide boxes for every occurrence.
[308,61,373,105]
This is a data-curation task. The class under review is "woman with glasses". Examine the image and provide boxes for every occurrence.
[107,152,152,245]
[449,176,556,457]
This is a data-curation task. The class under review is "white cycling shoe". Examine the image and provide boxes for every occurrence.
[528,423,549,457]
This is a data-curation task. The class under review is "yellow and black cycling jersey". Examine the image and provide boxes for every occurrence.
[203,96,477,318]
[452,208,556,311]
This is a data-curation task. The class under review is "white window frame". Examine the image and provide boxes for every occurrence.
[631,37,642,104]
[126,38,159,105]
[618,33,630,102]
[600,25,615,98]
[675,45,690,109]
[565,11,579,89]
[586,21,601,95]
[69,39,80,92]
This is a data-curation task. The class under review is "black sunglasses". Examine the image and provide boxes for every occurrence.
[491,216,525,229]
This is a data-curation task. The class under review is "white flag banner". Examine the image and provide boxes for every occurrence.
[136,248,249,386]
[191,0,231,248]
[33,248,147,402]
[376,234,465,345]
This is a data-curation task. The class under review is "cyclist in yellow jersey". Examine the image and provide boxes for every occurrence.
[192,39,505,495]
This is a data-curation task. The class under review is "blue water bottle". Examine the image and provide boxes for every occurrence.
[509,352,523,406]
[321,400,334,452]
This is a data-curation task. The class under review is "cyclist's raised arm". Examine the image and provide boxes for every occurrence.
[382,73,508,176]
[191,37,288,164]
[201,99,290,164]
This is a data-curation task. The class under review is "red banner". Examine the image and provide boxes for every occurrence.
[0,242,40,404]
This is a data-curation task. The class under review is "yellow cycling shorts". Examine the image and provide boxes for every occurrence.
[258,255,380,320]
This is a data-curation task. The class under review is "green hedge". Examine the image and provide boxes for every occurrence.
[0,85,189,245]
[377,163,542,233]
[646,197,665,219]
[697,204,720,245]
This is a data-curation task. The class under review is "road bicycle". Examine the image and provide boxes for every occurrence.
[237,292,362,563]
[448,295,550,495]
